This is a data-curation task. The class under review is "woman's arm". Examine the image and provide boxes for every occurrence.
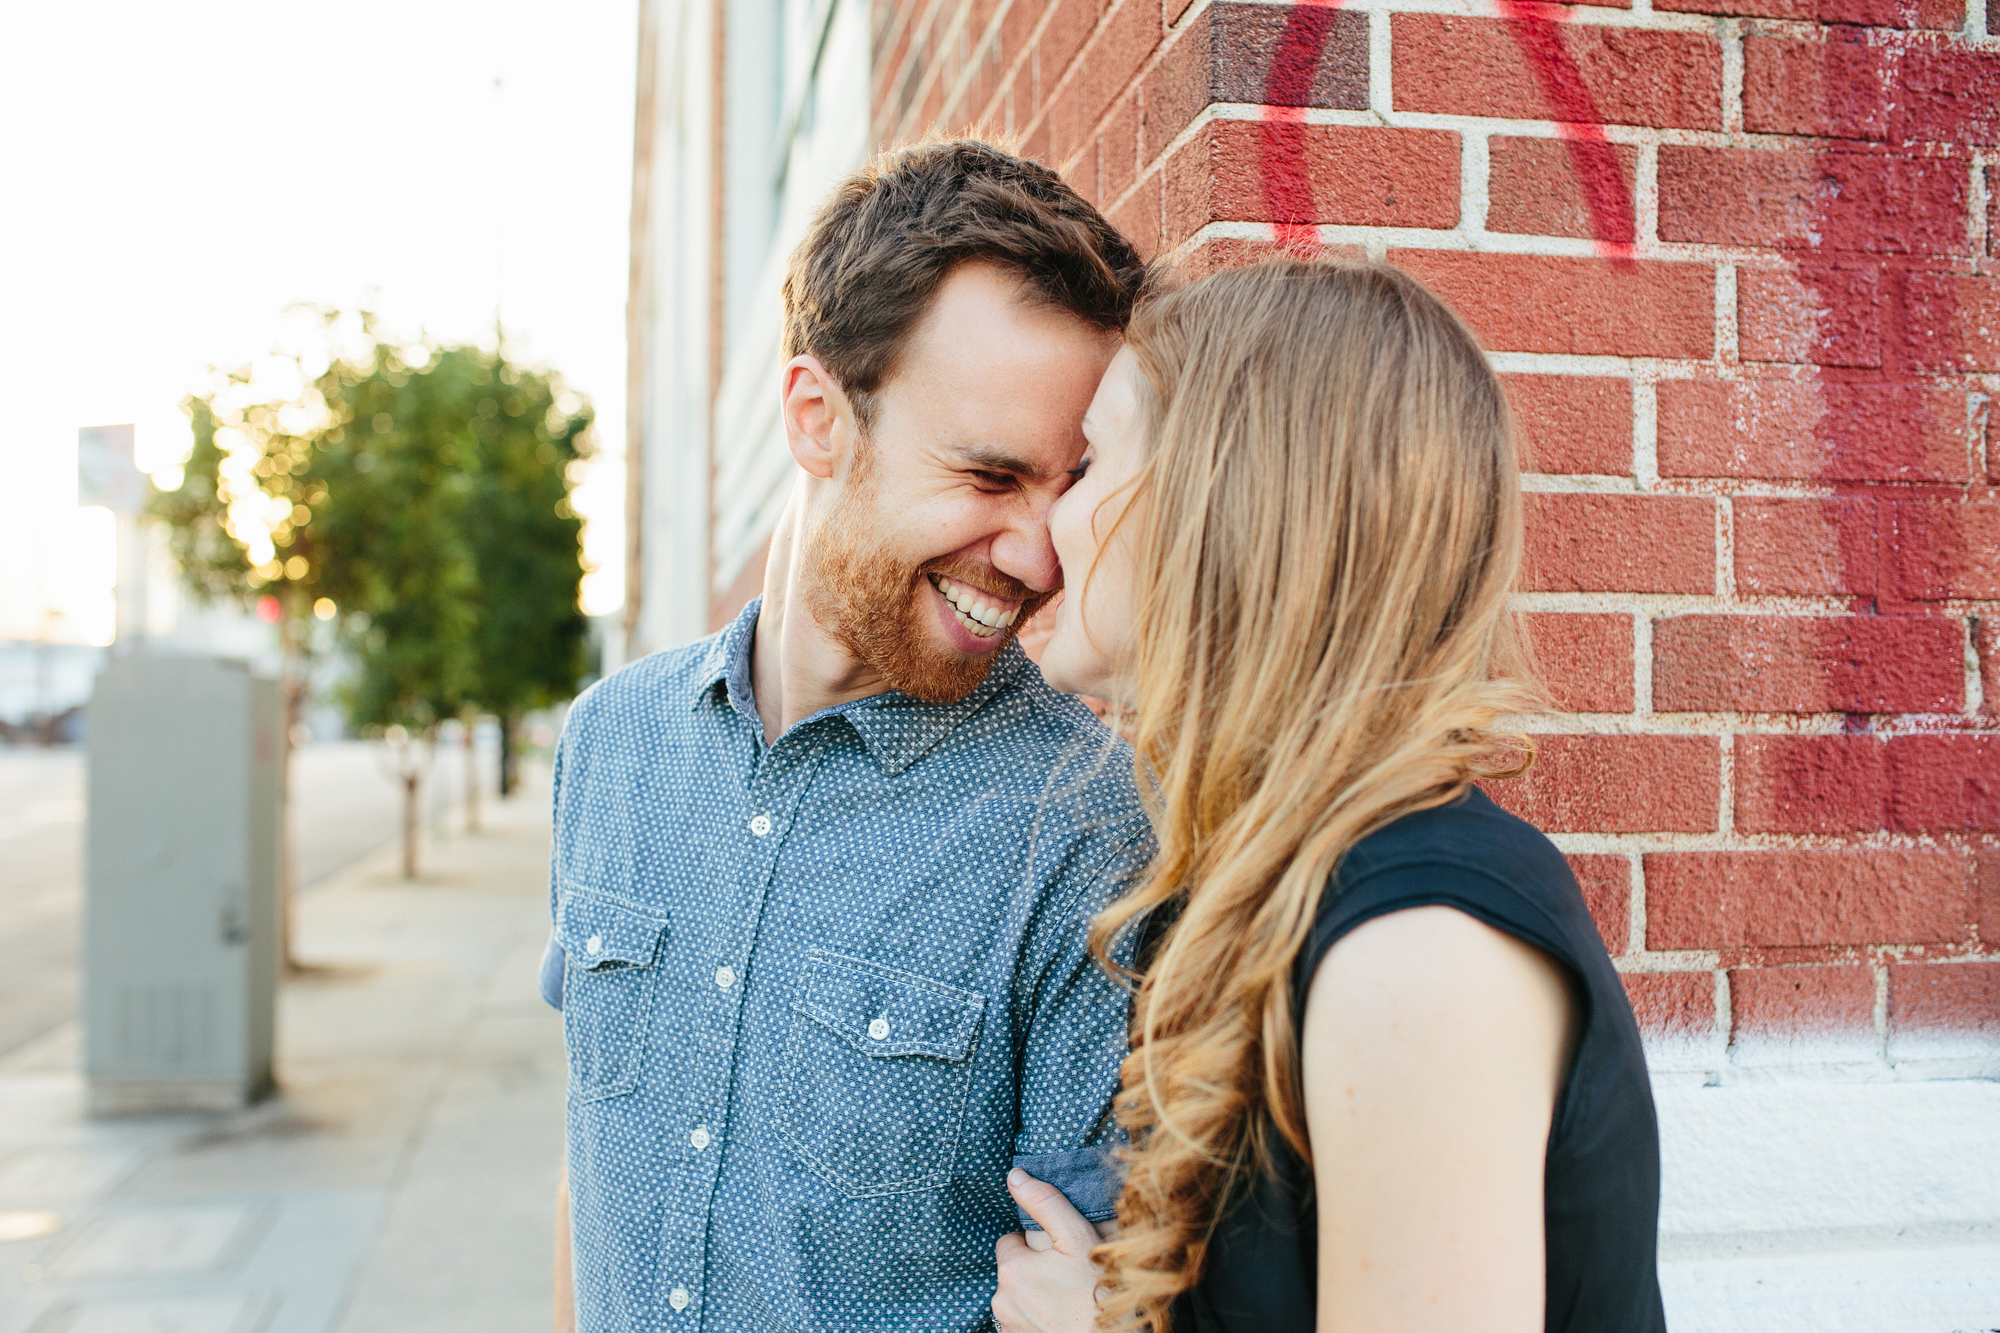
[1304,904,1575,1333]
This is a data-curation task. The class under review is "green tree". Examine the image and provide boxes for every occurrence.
[153,315,594,882]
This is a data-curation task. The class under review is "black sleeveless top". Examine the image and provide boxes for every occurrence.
[1168,787,1666,1333]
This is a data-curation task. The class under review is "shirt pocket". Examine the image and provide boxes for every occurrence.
[777,951,986,1198]
[557,889,671,1102]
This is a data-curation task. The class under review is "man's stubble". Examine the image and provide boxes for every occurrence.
[800,451,1054,704]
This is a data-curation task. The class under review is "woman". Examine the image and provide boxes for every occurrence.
[993,261,1664,1333]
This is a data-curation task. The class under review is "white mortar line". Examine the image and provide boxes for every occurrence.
[1966,616,1987,717]
[1971,160,1991,258]
[1714,968,1733,1072]
[1463,133,1491,237]
[1369,7,1395,120]
[1873,961,1891,1061]
[1720,17,1745,139]
[1633,373,1661,488]
[1634,612,1656,720]
[1626,852,1647,957]
[1717,724,1735,835]
[1715,262,1739,365]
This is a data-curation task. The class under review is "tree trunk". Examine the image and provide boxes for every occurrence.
[401,769,421,879]
[277,596,306,972]
[499,711,519,797]
[463,713,482,833]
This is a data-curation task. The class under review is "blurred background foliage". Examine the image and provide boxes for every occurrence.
[151,315,594,874]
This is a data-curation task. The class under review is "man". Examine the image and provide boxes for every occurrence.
[543,140,1151,1330]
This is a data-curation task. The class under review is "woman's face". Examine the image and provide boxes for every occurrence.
[1039,346,1148,703]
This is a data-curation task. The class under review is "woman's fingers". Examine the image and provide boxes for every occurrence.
[1007,1168,1100,1255]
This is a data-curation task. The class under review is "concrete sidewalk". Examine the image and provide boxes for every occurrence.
[0,769,562,1333]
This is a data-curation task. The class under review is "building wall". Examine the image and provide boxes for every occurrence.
[624,0,876,659]
[873,0,2000,1071]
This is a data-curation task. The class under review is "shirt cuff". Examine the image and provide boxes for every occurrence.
[1011,1147,1122,1227]
[539,935,566,1010]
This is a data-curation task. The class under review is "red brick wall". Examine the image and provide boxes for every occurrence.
[872,0,2000,1055]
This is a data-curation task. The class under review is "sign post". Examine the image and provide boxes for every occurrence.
[77,424,148,652]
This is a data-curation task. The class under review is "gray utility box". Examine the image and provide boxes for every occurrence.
[85,655,281,1114]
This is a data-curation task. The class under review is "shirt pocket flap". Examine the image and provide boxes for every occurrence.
[558,891,669,971]
[795,952,985,1062]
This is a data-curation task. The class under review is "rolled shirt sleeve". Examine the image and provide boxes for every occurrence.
[539,933,566,1010]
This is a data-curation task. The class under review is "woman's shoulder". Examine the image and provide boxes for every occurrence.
[1310,786,1595,974]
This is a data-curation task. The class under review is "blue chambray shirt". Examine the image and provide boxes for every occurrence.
[542,599,1150,1331]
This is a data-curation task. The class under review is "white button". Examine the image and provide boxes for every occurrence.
[867,1017,890,1041]
[689,1126,710,1150]
[714,966,736,989]
[748,814,772,837]
[584,934,602,956]
[668,1287,690,1311]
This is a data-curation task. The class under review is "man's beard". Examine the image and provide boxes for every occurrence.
[800,472,1055,704]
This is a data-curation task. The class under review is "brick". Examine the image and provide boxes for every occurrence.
[1652,614,1965,714]
[1524,612,1634,713]
[1522,493,1715,595]
[1504,374,1633,476]
[1623,971,1716,1042]
[1743,35,1893,141]
[1210,2,1367,108]
[1661,0,1959,30]
[1036,0,1102,104]
[1886,735,2000,831]
[1170,234,1366,281]
[1142,5,1369,162]
[1100,94,1140,203]
[1656,381,1968,484]
[1902,272,2000,372]
[1164,122,1459,245]
[1734,497,1878,597]
[1487,136,1639,244]
[1730,966,1876,1043]
[1109,170,1161,260]
[1889,498,2000,600]
[1738,264,1883,369]
[1976,851,1999,940]
[1657,148,1968,256]
[1568,854,1632,955]
[1065,0,1160,134]
[1734,735,1886,833]
[1889,962,2000,1037]
[1388,252,1714,359]
[1043,78,1094,172]
[1645,849,1968,948]
[1895,45,2000,148]
[1743,38,2000,148]
[1486,734,1720,833]
[1393,15,1722,131]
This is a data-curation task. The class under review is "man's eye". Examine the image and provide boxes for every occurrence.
[973,471,1013,489]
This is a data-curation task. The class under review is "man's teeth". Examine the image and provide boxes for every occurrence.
[930,574,1020,638]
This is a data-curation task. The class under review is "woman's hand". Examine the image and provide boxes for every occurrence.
[992,1168,1102,1333]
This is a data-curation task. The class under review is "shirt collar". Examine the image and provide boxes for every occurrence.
[691,597,1033,777]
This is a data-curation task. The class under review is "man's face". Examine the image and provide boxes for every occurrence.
[802,262,1119,703]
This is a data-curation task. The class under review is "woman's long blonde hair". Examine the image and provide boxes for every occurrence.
[1089,260,1537,1329]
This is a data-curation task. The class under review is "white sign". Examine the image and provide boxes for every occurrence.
[78,423,145,514]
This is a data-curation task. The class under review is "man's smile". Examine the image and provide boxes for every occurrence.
[928,572,1023,639]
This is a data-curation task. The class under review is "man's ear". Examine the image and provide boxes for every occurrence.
[780,355,852,480]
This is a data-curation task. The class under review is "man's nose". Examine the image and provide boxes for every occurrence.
[989,489,1063,596]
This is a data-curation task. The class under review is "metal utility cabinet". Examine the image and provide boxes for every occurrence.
[85,655,281,1114]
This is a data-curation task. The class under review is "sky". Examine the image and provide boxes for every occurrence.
[0,1,637,643]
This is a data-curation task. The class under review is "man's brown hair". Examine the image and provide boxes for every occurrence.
[781,139,1146,426]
